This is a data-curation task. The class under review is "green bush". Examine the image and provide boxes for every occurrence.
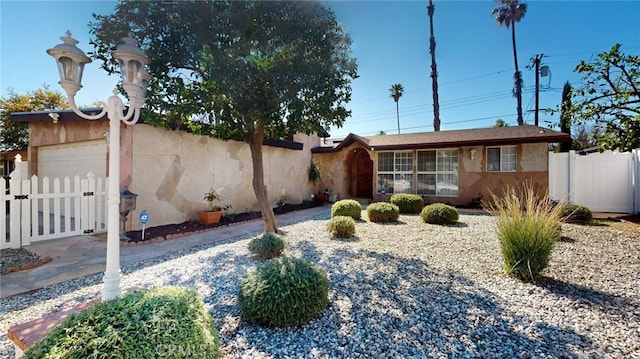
[248,233,286,260]
[327,216,356,238]
[239,256,329,327]
[420,203,459,225]
[559,204,593,223]
[24,287,219,359]
[367,202,400,223]
[331,199,362,220]
[487,184,563,281]
[390,194,424,214]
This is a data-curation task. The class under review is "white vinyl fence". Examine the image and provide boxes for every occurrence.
[2,159,107,249]
[549,149,640,214]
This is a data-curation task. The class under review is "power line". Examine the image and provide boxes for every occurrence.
[347,68,513,106]
[335,113,518,137]
[346,88,531,124]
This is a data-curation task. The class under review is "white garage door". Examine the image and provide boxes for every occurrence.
[38,140,107,180]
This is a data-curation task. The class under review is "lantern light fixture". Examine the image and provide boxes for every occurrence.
[47,31,151,301]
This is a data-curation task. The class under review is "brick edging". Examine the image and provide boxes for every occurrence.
[5,256,52,274]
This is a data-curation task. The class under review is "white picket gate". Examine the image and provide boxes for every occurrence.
[549,149,639,214]
[1,160,108,249]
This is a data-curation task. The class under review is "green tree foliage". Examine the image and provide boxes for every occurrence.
[492,0,527,126]
[90,1,357,233]
[0,87,67,151]
[493,118,509,127]
[558,81,573,152]
[569,44,640,152]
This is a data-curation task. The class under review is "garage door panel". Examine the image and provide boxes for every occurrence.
[38,141,107,180]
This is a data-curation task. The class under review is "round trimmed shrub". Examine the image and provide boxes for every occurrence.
[390,194,424,214]
[559,204,593,223]
[331,199,362,220]
[24,287,219,359]
[327,216,356,238]
[367,202,400,223]
[248,233,286,260]
[420,203,459,225]
[239,256,329,327]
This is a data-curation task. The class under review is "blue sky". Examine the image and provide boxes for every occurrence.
[1,1,639,138]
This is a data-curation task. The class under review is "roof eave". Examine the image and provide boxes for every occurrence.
[367,135,571,151]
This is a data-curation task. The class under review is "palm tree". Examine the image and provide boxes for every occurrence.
[428,0,441,131]
[492,0,527,126]
[389,83,404,134]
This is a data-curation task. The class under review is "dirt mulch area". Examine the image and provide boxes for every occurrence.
[123,201,324,243]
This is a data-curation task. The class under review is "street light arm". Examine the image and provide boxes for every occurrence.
[67,95,108,121]
[121,106,142,126]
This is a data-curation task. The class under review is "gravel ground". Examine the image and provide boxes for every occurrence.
[1,212,639,358]
[0,248,43,274]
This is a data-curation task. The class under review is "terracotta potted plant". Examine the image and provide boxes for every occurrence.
[308,161,324,203]
[198,190,223,225]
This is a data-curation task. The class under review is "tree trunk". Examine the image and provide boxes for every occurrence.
[511,23,524,125]
[248,124,278,234]
[428,0,441,132]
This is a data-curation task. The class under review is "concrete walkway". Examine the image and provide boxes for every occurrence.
[0,205,331,298]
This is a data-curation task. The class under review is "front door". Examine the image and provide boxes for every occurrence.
[355,151,373,198]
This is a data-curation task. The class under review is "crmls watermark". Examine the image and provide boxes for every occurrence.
[155,343,214,357]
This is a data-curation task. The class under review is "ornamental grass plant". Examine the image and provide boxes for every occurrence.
[486,183,564,282]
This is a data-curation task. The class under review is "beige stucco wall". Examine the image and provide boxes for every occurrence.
[520,143,549,172]
[129,125,317,229]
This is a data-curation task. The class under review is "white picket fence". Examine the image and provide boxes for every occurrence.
[2,161,108,249]
[549,149,640,214]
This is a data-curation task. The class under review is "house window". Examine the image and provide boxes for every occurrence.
[487,146,517,172]
[377,152,413,194]
[417,149,458,196]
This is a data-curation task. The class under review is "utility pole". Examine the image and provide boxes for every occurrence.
[428,0,441,131]
[529,53,544,126]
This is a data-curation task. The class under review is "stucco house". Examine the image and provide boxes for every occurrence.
[11,109,569,230]
[311,126,570,206]
[11,109,319,231]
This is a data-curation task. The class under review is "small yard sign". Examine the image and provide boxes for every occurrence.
[139,210,149,241]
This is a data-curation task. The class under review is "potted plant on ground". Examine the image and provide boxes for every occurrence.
[198,190,224,225]
[308,161,325,203]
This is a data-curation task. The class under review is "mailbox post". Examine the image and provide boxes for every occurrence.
[119,187,137,240]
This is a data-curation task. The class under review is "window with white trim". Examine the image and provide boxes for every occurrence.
[377,151,413,194]
[487,146,517,172]
[417,149,459,196]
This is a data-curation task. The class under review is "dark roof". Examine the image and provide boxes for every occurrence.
[11,108,304,150]
[11,108,108,122]
[312,125,570,153]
